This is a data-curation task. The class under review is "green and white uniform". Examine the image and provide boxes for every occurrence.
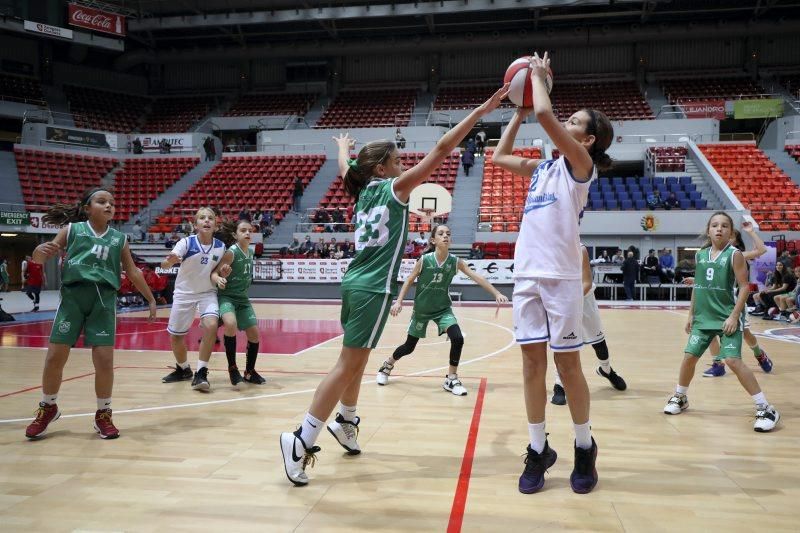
[684,244,744,359]
[218,244,257,331]
[408,252,459,338]
[341,178,409,348]
[51,222,125,346]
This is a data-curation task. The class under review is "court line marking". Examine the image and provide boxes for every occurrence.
[0,318,515,424]
[448,377,487,533]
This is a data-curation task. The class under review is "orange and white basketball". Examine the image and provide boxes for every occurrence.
[503,56,553,107]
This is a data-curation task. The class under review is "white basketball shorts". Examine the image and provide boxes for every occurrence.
[582,291,605,345]
[513,277,584,352]
[167,292,220,335]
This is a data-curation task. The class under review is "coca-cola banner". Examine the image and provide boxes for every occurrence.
[253,259,515,284]
[679,99,727,120]
[68,3,126,37]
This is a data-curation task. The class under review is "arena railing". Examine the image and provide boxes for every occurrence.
[785,130,800,143]
[656,105,686,119]
[260,142,327,154]
[0,94,48,107]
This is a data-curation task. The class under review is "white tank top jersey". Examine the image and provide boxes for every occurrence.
[171,235,226,296]
[514,156,596,280]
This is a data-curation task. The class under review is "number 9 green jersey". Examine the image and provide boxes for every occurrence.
[691,244,743,331]
[342,178,409,295]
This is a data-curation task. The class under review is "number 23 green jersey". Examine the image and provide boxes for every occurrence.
[342,178,409,295]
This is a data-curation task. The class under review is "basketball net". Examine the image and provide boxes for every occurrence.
[419,208,435,226]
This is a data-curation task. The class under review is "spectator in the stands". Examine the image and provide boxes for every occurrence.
[778,250,794,271]
[414,231,427,246]
[465,137,476,155]
[300,235,314,256]
[203,137,213,161]
[468,244,484,259]
[461,148,475,176]
[263,223,274,239]
[132,219,143,242]
[395,128,406,149]
[332,244,345,260]
[344,243,356,259]
[664,191,679,210]
[332,208,345,231]
[622,251,638,301]
[475,129,487,156]
[263,209,274,229]
[314,238,326,256]
[238,206,251,221]
[659,248,675,282]
[252,208,263,230]
[404,240,414,257]
[646,189,663,209]
[180,218,192,236]
[132,137,143,154]
[642,249,660,281]
[627,244,640,260]
[611,248,625,264]
[288,237,301,255]
[596,250,610,263]
[293,176,304,213]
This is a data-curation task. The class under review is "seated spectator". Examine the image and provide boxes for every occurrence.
[414,231,427,246]
[344,243,356,258]
[132,220,142,242]
[659,248,675,282]
[404,240,414,257]
[181,219,192,236]
[300,235,314,256]
[675,258,694,283]
[468,244,484,259]
[263,209,274,228]
[751,262,793,315]
[646,190,663,210]
[771,265,800,321]
[314,237,326,256]
[333,244,344,260]
[263,223,275,239]
[288,237,301,254]
[332,208,345,230]
[238,207,251,221]
[395,128,406,149]
[642,249,660,282]
[252,208,263,229]
[611,249,625,264]
[664,192,679,210]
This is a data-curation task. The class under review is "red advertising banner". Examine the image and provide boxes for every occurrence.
[68,3,126,36]
[680,99,726,119]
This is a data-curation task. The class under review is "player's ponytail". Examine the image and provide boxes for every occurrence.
[43,187,110,226]
[343,140,397,201]
[583,109,614,172]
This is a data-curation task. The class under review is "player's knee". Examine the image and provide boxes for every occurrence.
[245,327,259,343]
[448,326,464,347]
[723,357,742,369]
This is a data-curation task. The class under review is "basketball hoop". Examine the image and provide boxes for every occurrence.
[419,208,435,225]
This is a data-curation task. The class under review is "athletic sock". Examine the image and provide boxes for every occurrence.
[750,344,763,357]
[554,368,563,387]
[197,360,208,370]
[300,412,324,447]
[42,394,58,405]
[599,360,611,373]
[752,392,768,408]
[339,403,357,423]
[676,385,688,395]
[574,421,592,450]
[97,397,111,410]
[528,421,546,454]
[223,335,237,367]
[178,361,190,370]
[245,341,259,372]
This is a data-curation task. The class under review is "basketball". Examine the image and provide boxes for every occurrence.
[503,56,553,107]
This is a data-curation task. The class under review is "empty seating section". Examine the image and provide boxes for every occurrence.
[647,146,687,173]
[0,73,44,102]
[65,85,149,133]
[151,154,325,233]
[113,158,198,222]
[662,77,764,104]
[588,175,704,211]
[551,81,653,121]
[434,85,515,111]
[472,241,515,259]
[226,93,317,117]
[435,81,653,120]
[779,75,800,99]
[479,148,542,231]
[786,144,800,165]
[315,89,416,128]
[141,97,215,133]
[700,144,800,231]
[318,152,459,233]
[14,147,117,208]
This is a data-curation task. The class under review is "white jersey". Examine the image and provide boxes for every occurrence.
[514,156,594,280]
[171,235,225,297]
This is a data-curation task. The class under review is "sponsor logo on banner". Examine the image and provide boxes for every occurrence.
[679,99,726,119]
[24,20,74,40]
[27,213,61,234]
[47,126,115,150]
[140,134,194,152]
[68,3,126,36]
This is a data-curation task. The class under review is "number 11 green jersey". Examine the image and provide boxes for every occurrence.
[342,178,409,295]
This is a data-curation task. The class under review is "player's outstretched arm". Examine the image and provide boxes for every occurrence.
[333,132,354,178]
[122,242,157,320]
[391,258,422,316]
[740,220,767,261]
[211,250,234,289]
[32,227,67,264]
[492,107,541,178]
[457,259,509,304]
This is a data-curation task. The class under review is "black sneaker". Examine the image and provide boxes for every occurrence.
[191,367,210,391]
[162,364,193,383]
[518,440,558,494]
[229,365,244,388]
[749,305,765,316]
[551,384,566,405]
[243,369,266,384]
[32,305,39,312]
[596,367,627,391]
[570,438,598,494]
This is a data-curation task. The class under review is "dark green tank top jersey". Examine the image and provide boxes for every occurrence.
[218,244,253,298]
[692,244,744,331]
[341,178,409,295]
[413,252,459,316]
[62,221,125,290]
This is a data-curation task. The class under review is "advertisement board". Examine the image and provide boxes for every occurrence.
[68,3,126,37]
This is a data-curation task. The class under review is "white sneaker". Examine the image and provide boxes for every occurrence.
[327,413,361,455]
[754,405,780,432]
[376,361,393,386]
[443,374,468,396]
[663,393,688,415]
[280,430,320,486]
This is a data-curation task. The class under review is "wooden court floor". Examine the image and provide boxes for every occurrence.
[0,302,798,532]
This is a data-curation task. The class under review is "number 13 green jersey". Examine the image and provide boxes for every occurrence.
[342,178,409,295]
[413,252,459,316]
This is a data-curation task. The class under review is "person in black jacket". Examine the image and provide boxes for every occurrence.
[622,251,638,301]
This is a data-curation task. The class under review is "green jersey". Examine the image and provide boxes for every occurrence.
[62,221,125,290]
[0,262,8,283]
[692,244,743,330]
[342,178,409,295]
[413,252,459,316]
[219,244,253,297]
